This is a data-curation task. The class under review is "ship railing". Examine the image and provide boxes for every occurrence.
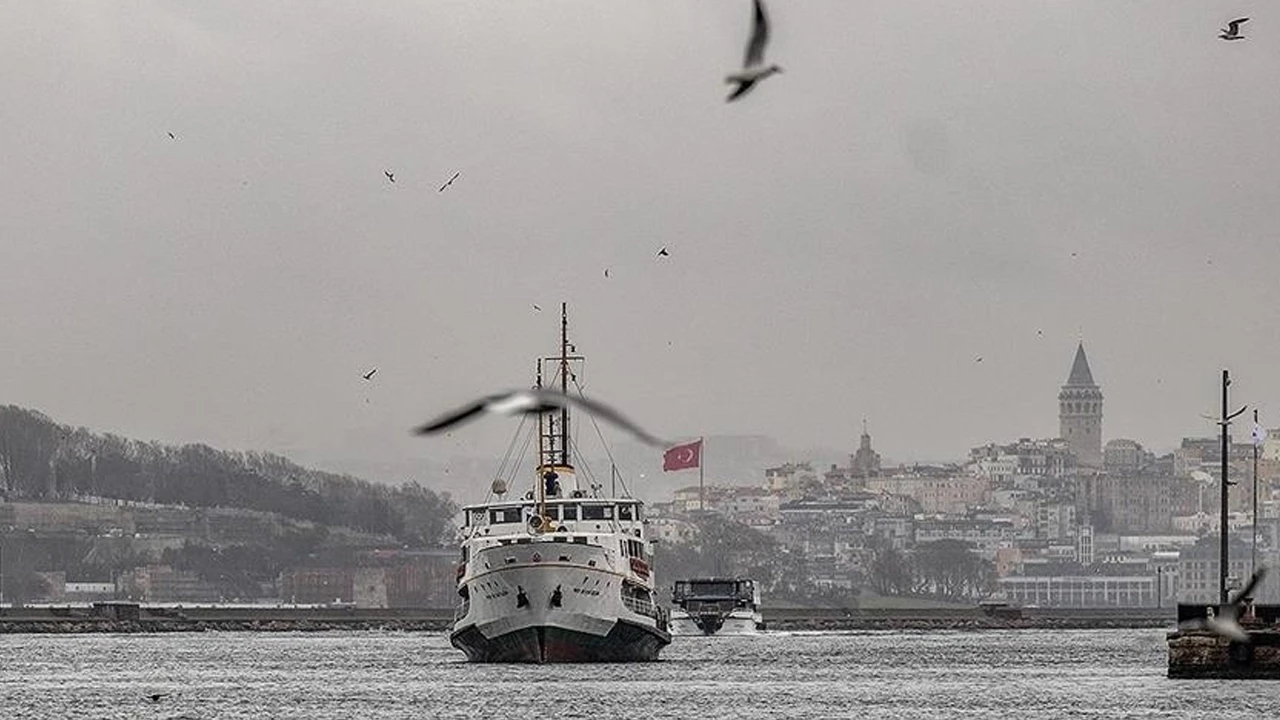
[622,594,658,619]
[454,599,470,621]
[684,600,733,615]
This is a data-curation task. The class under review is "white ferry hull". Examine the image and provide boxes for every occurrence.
[670,609,764,636]
[451,543,670,662]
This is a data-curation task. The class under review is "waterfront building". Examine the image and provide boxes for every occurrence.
[998,574,1155,607]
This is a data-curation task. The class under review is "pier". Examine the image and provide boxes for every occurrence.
[1167,604,1280,678]
[1164,370,1280,679]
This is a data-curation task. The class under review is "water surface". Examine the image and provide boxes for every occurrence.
[0,629,1273,719]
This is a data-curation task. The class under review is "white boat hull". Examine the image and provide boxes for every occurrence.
[670,609,764,636]
[451,541,670,662]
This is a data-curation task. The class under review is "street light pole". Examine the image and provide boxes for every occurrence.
[1221,370,1230,605]
[1216,370,1247,605]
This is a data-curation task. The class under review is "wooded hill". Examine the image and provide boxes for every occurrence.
[0,405,456,546]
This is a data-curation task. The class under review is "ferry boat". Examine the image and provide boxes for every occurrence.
[670,578,764,635]
[449,305,671,662]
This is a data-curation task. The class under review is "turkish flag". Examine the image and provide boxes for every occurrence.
[663,439,702,472]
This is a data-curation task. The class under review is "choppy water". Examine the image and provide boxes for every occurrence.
[0,629,1275,719]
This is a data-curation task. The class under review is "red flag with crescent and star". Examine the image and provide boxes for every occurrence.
[663,439,702,472]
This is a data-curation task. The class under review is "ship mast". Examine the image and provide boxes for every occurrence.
[534,303,577,522]
[560,302,571,467]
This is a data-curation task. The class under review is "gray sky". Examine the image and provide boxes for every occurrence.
[4,1,1280,499]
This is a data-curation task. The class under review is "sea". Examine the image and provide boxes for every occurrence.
[0,629,1276,719]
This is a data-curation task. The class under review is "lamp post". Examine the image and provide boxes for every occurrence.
[1214,370,1247,605]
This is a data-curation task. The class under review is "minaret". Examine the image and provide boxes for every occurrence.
[1058,342,1103,467]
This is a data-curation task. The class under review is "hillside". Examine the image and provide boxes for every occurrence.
[0,405,456,545]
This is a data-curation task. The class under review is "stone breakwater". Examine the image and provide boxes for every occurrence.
[762,606,1176,632]
[0,619,452,634]
[1167,629,1280,679]
[0,605,1177,634]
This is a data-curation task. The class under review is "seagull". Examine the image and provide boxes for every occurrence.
[413,388,668,446]
[145,693,171,703]
[384,170,395,183]
[975,355,983,363]
[533,304,542,311]
[726,0,783,102]
[604,268,611,278]
[167,132,176,140]
[1220,17,1248,40]
[1179,568,1267,642]
[438,171,461,193]
[657,247,669,257]
[362,368,378,381]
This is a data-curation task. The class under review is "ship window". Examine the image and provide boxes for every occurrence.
[582,505,613,520]
[560,505,578,521]
[490,508,523,524]
[618,504,634,521]
[471,510,487,525]
[573,536,588,544]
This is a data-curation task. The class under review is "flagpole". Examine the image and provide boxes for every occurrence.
[1253,409,1260,580]
[698,437,705,512]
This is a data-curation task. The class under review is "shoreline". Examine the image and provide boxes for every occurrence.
[0,605,1177,634]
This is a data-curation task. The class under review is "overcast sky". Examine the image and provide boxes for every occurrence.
[4,1,1280,497]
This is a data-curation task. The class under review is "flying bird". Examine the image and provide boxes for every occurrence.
[439,171,461,192]
[604,268,611,278]
[384,170,395,183]
[1179,568,1266,643]
[413,388,668,446]
[1220,17,1248,40]
[533,304,542,311]
[726,0,783,102]
[167,132,176,140]
[145,693,171,703]
[975,355,983,363]
[657,246,669,257]
[362,368,378,381]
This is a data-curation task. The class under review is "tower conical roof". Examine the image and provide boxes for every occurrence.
[1065,342,1095,386]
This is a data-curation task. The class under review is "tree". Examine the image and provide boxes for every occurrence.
[867,536,914,596]
[911,540,995,601]
[0,405,460,546]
